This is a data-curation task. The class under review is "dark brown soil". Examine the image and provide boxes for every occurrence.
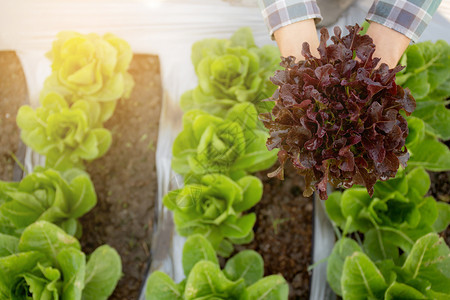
[80,54,162,300]
[428,170,450,246]
[236,164,313,300]
[0,51,28,181]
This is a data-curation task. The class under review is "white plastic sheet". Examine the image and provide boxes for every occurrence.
[1,1,449,299]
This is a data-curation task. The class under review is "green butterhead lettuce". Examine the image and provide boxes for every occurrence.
[145,235,288,300]
[397,40,450,140]
[0,167,96,237]
[0,221,121,300]
[163,174,262,257]
[42,31,134,109]
[325,167,448,249]
[172,102,277,178]
[180,27,280,115]
[17,92,112,170]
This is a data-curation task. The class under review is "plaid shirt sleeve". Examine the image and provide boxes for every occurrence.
[257,0,322,38]
[366,0,443,42]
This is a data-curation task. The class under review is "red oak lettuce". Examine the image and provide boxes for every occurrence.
[260,24,416,200]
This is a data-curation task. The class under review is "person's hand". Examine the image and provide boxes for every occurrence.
[274,20,411,68]
[366,22,411,68]
[273,19,320,61]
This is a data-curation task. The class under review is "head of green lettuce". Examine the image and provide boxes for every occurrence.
[17,92,112,170]
[42,31,134,107]
[172,103,277,178]
[180,27,281,115]
[0,221,121,300]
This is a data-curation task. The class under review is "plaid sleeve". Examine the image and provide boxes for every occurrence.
[258,0,322,38]
[366,0,443,42]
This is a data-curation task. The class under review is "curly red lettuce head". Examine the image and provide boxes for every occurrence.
[260,24,416,200]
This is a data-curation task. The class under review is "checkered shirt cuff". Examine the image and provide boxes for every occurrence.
[366,0,442,42]
[258,0,322,39]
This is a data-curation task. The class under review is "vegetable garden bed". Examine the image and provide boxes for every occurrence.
[235,165,313,299]
[80,54,162,300]
[0,51,28,181]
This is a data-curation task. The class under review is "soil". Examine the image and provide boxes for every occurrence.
[80,54,162,300]
[428,171,450,247]
[235,164,314,300]
[0,51,28,181]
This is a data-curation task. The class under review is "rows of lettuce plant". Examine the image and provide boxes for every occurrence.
[145,24,450,299]
[0,32,135,299]
[145,28,291,299]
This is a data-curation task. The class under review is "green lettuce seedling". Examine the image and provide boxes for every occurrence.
[0,167,96,237]
[17,92,112,170]
[172,102,277,178]
[327,233,450,299]
[145,234,288,300]
[180,27,280,115]
[0,221,121,300]
[164,173,262,257]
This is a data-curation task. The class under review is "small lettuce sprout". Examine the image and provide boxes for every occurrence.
[0,167,96,237]
[0,221,121,300]
[172,102,277,178]
[180,27,280,115]
[145,234,288,300]
[163,174,262,257]
[17,92,112,170]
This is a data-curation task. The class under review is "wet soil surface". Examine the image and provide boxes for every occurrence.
[80,54,162,300]
[0,51,28,181]
[236,164,314,299]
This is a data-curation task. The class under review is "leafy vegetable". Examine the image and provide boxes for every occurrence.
[163,173,262,257]
[0,221,121,300]
[327,233,450,299]
[172,102,277,178]
[326,167,449,257]
[0,167,96,237]
[405,116,450,171]
[260,24,416,200]
[180,27,280,115]
[145,234,288,300]
[17,92,112,170]
[42,31,134,114]
[397,40,450,140]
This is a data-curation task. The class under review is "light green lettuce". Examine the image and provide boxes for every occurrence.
[0,167,96,237]
[17,92,112,170]
[164,173,262,257]
[327,233,450,299]
[172,102,277,178]
[42,31,134,109]
[180,27,280,115]
[145,235,288,300]
[0,221,121,300]
[397,40,450,140]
